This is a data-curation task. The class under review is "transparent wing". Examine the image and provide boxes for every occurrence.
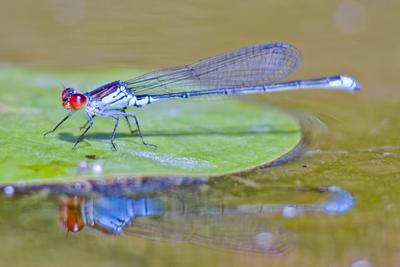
[126,42,302,95]
[123,215,294,254]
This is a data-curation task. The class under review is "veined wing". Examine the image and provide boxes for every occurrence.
[123,215,294,254]
[125,42,302,95]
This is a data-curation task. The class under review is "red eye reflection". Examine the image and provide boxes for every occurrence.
[59,196,85,233]
[69,94,87,110]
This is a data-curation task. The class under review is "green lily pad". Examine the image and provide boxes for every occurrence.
[0,66,301,183]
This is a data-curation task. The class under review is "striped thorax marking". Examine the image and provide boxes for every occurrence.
[99,85,132,108]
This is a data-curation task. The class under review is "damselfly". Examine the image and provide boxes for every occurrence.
[58,186,350,253]
[44,42,361,149]
[59,194,293,254]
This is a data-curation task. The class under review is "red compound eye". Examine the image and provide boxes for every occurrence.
[69,94,87,110]
[61,88,74,101]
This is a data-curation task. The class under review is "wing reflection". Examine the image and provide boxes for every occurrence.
[58,185,354,254]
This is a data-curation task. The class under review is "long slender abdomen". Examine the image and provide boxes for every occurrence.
[129,95,159,107]
[147,75,360,102]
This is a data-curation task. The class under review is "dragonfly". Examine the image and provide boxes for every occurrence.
[44,42,361,149]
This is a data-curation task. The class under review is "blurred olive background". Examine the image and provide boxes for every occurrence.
[1,0,400,267]
[2,0,398,107]
[0,0,387,71]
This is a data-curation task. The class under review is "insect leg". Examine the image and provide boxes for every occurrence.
[44,112,74,136]
[122,107,136,134]
[125,112,157,148]
[80,115,96,130]
[110,116,119,150]
[73,112,94,149]
[96,109,156,148]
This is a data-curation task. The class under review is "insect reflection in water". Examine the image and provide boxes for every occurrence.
[58,186,354,254]
[58,194,292,255]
